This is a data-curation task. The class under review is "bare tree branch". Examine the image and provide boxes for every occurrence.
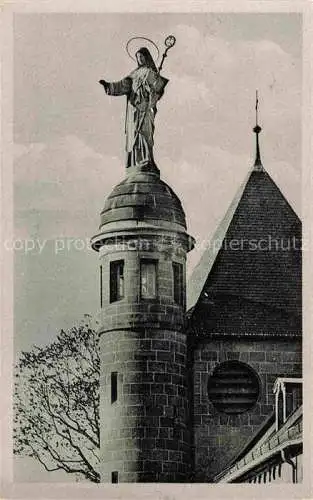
[14,322,100,483]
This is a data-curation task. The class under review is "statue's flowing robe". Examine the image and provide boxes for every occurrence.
[105,66,168,167]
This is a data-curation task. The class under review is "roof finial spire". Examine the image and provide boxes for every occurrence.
[255,89,259,126]
[253,90,264,171]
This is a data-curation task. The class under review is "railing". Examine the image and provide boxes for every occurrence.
[273,377,302,431]
[214,377,303,483]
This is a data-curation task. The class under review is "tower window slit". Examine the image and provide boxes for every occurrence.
[173,262,183,305]
[111,471,118,483]
[111,372,118,404]
[100,265,103,308]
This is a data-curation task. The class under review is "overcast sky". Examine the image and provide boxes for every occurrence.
[13,12,302,358]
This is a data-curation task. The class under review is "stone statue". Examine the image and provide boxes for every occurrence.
[99,37,175,168]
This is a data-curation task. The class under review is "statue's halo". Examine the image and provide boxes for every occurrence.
[126,37,160,63]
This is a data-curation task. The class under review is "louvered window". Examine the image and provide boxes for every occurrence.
[207,361,260,414]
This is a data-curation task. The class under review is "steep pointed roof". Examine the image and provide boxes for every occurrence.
[187,168,252,310]
[187,118,301,322]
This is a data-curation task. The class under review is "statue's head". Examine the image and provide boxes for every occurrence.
[136,47,157,72]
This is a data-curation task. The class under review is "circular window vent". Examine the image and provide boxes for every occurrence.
[207,360,260,414]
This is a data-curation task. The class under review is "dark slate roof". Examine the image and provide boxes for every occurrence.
[187,293,302,338]
[99,163,186,229]
[187,169,252,310]
[187,164,302,324]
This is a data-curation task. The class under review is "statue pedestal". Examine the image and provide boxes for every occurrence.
[126,160,160,178]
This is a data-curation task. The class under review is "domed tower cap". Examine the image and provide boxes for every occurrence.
[99,163,187,229]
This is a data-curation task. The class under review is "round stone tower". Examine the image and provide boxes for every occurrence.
[91,161,194,482]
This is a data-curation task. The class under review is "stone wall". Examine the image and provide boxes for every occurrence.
[192,336,302,481]
[100,329,190,482]
[100,246,185,332]
[98,232,191,482]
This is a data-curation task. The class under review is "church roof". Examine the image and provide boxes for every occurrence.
[187,126,301,324]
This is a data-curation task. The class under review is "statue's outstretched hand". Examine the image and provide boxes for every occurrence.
[99,80,108,90]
